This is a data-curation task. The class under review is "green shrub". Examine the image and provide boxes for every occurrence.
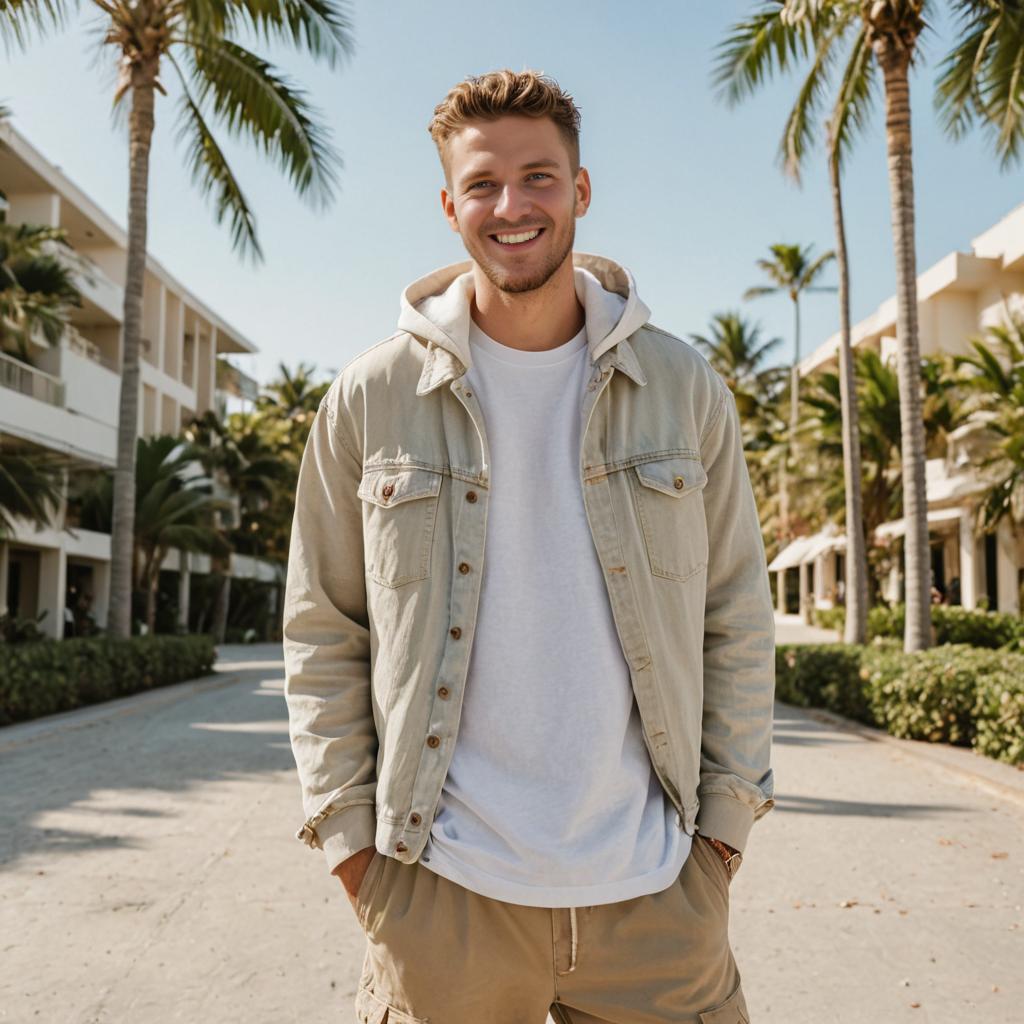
[776,640,1024,765]
[0,634,217,726]
[818,602,1024,649]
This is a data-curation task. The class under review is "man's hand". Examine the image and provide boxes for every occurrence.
[701,834,740,868]
[332,845,378,913]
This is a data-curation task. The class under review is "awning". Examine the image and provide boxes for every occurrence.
[768,529,845,572]
[873,506,967,540]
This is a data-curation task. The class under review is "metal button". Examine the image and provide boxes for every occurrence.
[437,685,450,699]
[395,841,408,853]
[466,491,478,503]
[464,389,473,398]
[449,626,461,639]
[409,812,422,826]
[673,476,684,489]
[426,734,440,748]
[382,482,395,499]
[458,561,470,574]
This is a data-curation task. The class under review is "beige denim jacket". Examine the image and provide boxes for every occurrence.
[283,252,776,875]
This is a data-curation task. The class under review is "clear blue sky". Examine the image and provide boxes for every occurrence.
[4,1,1021,387]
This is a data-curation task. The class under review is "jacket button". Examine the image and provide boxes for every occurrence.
[449,626,461,639]
[382,482,395,499]
[427,734,440,748]
[464,389,473,398]
[409,813,422,826]
[395,842,408,853]
[458,561,470,574]
[673,477,684,489]
[437,685,450,699]
[466,491,478,503]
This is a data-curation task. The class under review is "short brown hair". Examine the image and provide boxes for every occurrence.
[428,68,582,187]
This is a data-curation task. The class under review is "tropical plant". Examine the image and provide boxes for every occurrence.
[0,221,83,361]
[713,0,942,649]
[0,441,66,536]
[0,0,355,638]
[950,303,1024,532]
[73,434,230,634]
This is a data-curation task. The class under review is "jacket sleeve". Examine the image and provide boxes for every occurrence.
[695,378,776,854]
[282,393,378,873]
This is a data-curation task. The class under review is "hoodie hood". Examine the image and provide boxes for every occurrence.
[396,251,652,375]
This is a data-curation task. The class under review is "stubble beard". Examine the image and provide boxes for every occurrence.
[468,213,576,296]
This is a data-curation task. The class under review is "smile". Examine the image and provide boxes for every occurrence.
[489,228,545,249]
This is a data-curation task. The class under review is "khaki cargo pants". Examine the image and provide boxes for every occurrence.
[349,833,751,1023]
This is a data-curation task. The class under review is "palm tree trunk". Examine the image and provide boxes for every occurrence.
[108,74,157,638]
[878,43,931,653]
[827,126,869,646]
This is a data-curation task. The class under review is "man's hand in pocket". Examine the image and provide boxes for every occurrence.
[332,845,378,914]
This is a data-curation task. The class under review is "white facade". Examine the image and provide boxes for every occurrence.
[773,202,1024,622]
[0,122,274,639]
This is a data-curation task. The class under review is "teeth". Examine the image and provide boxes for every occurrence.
[495,229,540,244]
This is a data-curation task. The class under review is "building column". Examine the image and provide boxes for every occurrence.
[959,510,979,610]
[799,561,811,623]
[0,542,8,616]
[996,517,1020,615]
[37,547,67,640]
[776,569,787,614]
[92,560,111,628]
[178,551,191,633]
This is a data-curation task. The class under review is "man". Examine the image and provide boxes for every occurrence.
[283,68,775,1024]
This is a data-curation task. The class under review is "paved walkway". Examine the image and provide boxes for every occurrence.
[1,637,1021,1023]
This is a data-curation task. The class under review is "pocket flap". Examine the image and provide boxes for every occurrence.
[698,980,751,1023]
[358,466,443,508]
[634,458,708,497]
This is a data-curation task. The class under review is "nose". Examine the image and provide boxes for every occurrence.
[493,183,532,222]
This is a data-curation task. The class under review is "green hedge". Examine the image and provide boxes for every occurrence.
[777,639,1024,765]
[0,634,217,726]
[812,602,1024,649]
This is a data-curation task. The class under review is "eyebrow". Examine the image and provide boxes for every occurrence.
[460,159,560,185]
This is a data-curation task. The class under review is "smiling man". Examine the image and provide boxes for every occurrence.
[283,69,776,1024]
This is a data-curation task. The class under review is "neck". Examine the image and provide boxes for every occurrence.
[470,257,585,352]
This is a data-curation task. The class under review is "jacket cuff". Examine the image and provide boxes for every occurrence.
[695,793,756,855]
[319,803,378,874]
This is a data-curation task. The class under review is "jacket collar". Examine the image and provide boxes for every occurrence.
[399,252,651,396]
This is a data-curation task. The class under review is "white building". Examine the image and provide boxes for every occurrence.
[0,122,278,639]
[770,202,1024,622]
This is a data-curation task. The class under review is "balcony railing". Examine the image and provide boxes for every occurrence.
[0,349,66,407]
[63,325,119,373]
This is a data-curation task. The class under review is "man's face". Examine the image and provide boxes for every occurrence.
[440,115,590,294]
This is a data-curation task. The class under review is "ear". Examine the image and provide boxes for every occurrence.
[440,185,460,233]
[574,166,592,219]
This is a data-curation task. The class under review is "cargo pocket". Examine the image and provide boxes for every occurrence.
[698,978,750,1023]
[358,465,444,588]
[355,976,428,1024]
[630,456,709,582]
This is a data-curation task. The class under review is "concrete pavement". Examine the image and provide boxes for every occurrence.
[1,637,1021,1023]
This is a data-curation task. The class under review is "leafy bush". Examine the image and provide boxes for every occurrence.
[776,640,1024,766]
[0,634,217,726]
[817,602,1024,649]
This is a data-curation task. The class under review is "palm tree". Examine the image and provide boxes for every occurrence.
[74,434,230,634]
[0,221,83,361]
[742,241,837,602]
[689,310,786,419]
[935,1,1024,169]
[951,304,1024,534]
[712,4,873,642]
[0,442,66,537]
[713,0,938,650]
[0,0,355,638]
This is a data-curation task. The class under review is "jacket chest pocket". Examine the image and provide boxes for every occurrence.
[357,466,444,588]
[629,457,709,583]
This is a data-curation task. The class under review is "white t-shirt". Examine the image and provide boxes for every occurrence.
[418,316,690,907]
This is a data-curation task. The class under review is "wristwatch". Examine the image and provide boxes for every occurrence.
[701,834,743,875]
